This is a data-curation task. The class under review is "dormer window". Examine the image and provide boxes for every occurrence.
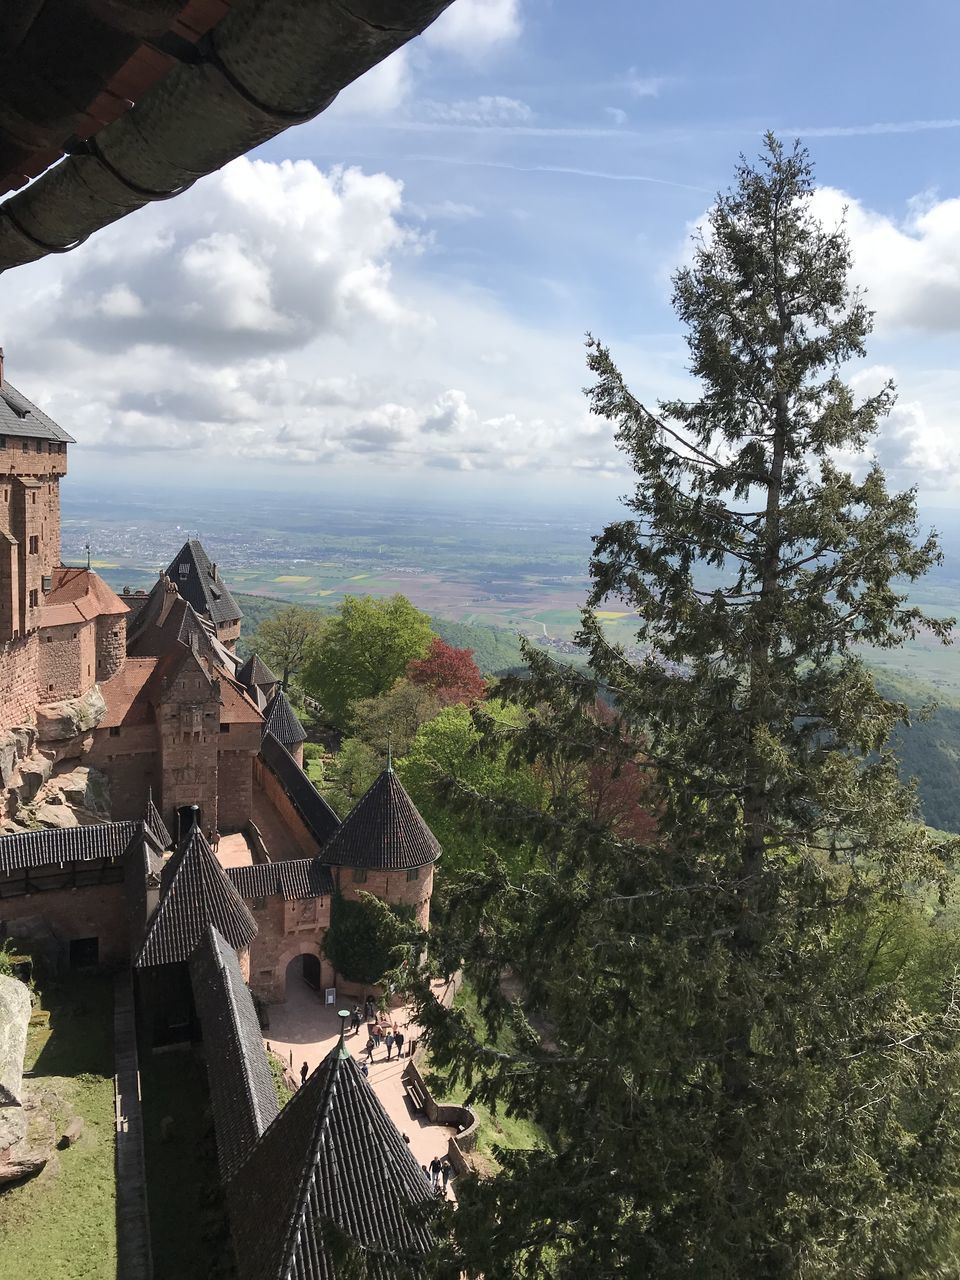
[179,563,189,578]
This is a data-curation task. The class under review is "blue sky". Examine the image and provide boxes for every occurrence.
[5,0,960,511]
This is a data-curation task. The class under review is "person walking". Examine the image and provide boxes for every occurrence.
[300,1061,309,1086]
[351,1004,361,1034]
[361,1062,369,1078]
[429,1155,443,1188]
[394,1029,405,1058]
[441,1160,452,1192]
[373,1022,383,1049]
[364,1036,375,1063]
[385,1031,395,1061]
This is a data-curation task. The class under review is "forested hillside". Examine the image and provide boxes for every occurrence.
[879,673,960,832]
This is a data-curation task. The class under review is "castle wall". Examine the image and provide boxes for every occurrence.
[88,724,159,819]
[0,439,67,484]
[158,661,220,836]
[216,619,241,650]
[242,893,333,1004]
[36,618,96,701]
[95,615,126,683]
[338,862,434,931]
[0,880,129,968]
[252,756,319,859]
[217,739,257,834]
[0,633,39,732]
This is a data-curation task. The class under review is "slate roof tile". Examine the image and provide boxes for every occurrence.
[236,653,278,690]
[0,819,141,871]
[228,1035,434,1280]
[190,925,279,1180]
[320,770,440,872]
[136,823,257,968]
[228,859,333,902]
[166,539,242,626]
[0,379,75,442]
[262,688,307,748]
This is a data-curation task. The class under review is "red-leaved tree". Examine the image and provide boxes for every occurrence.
[406,637,486,706]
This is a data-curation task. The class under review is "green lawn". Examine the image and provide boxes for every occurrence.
[141,1048,235,1280]
[426,981,545,1170]
[0,973,116,1280]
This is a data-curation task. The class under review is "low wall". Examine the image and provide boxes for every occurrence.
[245,821,270,865]
[401,1059,478,1154]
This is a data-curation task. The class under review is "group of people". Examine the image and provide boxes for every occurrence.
[363,1017,406,1063]
[425,1155,453,1196]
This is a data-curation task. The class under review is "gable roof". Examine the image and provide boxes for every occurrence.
[136,823,257,968]
[259,732,340,848]
[321,770,440,872]
[228,859,333,903]
[237,653,278,691]
[227,1034,433,1280]
[0,379,75,442]
[166,540,242,626]
[0,819,142,872]
[190,925,279,1181]
[262,689,307,749]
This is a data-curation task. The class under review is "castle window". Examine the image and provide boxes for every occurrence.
[406,867,420,882]
[35,439,42,453]
[0,435,5,448]
[220,723,230,733]
[29,589,38,608]
[21,440,28,451]
[28,536,38,554]
[46,636,52,643]
[351,868,367,884]
[31,492,36,504]
[48,683,53,691]
[109,727,120,738]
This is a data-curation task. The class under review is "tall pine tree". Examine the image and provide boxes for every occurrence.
[416,138,960,1278]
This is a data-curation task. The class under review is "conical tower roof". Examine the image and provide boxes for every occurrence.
[321,769,440,871]
[227,1031,433,1280]
[136,822,256,967]
[237,652,279,691]
[262,687,307,749]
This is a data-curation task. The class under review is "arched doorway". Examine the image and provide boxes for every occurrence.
[279,942,332,1003]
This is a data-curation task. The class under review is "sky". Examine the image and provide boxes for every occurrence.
[4,0,960,514]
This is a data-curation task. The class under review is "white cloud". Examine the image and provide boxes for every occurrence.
[810,187,960,333]
[625,70,668,98]
[331,47,413,115]
[605,107,627,126]
[420,95,533,124]
[423,0,522,55]
[1,155,648,478]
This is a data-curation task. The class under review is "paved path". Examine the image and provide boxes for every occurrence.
[266,975,456,1193]
[217,830,254,868]
[252,789,302,860]
[114,972,153,1280]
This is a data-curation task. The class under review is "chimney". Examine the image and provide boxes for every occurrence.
[0,347,5,384]
[211,563,217,580]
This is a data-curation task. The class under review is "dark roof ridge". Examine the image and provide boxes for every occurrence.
[259,731,340,848]
[237,652,278,690]
[262,687,307,748]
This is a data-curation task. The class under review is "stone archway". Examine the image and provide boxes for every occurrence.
[276,939,333,1003]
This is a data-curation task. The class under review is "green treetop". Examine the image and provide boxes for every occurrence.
[301,594,434,727]
[415,138,960,1279]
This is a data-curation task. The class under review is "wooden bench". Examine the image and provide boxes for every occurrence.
[403,1079,427,1113]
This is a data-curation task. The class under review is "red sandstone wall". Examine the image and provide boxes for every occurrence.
[36,618,96,701]
[339,863,434,930]
[217,743,256,833]
[252,757,320,859]
[158,660,220,835]
[0,881,129,967]
[0,633,38,731]
[88,724,159,819]
[95,616,126,683]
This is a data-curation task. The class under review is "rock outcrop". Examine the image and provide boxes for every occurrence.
[35,687,107,743]
[0,975,38,1183]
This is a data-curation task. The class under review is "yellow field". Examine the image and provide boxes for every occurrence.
[595,610,631,620]
[313,589,335,596]
[274,575,311,583]
[348,574,370,581]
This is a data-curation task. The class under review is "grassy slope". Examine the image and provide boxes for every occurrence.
[0,974,116,1280]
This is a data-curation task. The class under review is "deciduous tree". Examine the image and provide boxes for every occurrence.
[415,138,960,1279]
[407,637,486,706]
[301,594,433,726]
[249,604,324,688]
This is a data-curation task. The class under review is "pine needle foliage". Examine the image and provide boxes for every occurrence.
[414,138,960,1279]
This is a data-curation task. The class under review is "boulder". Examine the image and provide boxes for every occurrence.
[50,766,110,816]
[14,753,53,805]
[43,733,93,764]
[35,688,106,743]
[0,734,18,788]
[0,975,30,1108]
[31,803,78,829]
[0,1097,55,1186]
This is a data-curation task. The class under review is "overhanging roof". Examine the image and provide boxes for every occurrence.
[0,0,455,274]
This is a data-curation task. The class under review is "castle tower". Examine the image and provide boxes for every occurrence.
[0,349,73,644]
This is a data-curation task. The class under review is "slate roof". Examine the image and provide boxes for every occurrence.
[259,732,340,848]
[190,925,279,1181]
[0,820,141,871]
[166,540,242,626]
[136,823,257,968]
[227,1034,434,1280]
[237,653,278,691]
[0,379,75,442]
[262,689,307,749]
[228,860,334,903]
[145,794,172,850]
[321,770,440,872]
